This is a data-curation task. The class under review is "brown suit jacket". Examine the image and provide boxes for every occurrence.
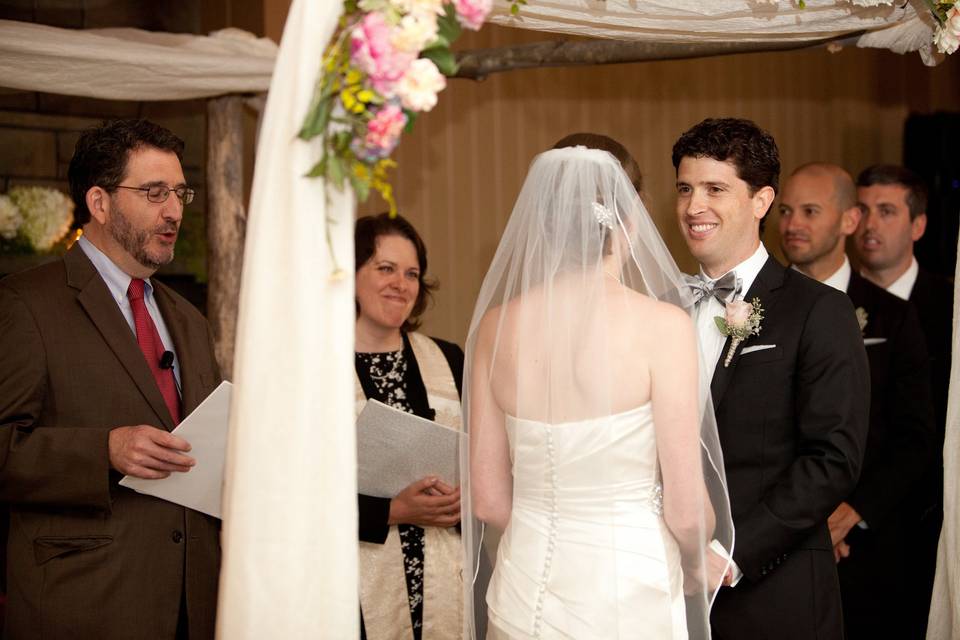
[0,245,222,640]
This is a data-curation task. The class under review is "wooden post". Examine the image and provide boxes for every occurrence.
[206,94,246,379]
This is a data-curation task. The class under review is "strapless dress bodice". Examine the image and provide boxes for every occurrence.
[486,403,687,639]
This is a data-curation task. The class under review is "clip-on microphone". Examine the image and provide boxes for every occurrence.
[158,350,181,396]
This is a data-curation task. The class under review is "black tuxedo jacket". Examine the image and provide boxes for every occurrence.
[845,271,934,526]
[910,267,954,436]
[710,257,870,640]
[837,271,935,638]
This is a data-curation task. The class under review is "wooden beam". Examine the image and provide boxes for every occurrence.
[453,36,847,80]
[206,94,246,379]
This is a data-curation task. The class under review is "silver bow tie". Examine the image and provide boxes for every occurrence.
[685,272,741,306]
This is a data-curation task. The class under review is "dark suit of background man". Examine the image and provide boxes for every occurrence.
[853,164,954,636]
[779,163,935,639]
[672,119,869,640]
[0,119,222,639]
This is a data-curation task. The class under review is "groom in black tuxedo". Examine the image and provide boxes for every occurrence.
[778,163,935,639]
[672,119,869,639]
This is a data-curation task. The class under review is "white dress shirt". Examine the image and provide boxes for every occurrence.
[883,256,919,301]
[693,242,769,586]
[693,243,770,378]
[78,236,182,390]
[792,255,851,293]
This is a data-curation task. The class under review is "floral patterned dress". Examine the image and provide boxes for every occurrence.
[355,348,426,640]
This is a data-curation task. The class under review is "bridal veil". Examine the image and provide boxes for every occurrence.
[460,146,734,639]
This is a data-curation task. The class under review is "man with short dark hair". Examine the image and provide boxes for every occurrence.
[854,163,953,635]
[672,118,869,639]
[779,162,934,639]
[0,119,222,639]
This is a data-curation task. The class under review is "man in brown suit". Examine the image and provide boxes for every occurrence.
[0,119,222,639]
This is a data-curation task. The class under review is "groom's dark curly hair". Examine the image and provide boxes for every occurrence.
[671,118,780,229]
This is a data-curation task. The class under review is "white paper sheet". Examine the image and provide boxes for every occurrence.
[357,399,461,498]
[119,381,232,519]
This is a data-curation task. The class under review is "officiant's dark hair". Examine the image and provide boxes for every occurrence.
[355,212,437,332]
[68,119,185,227]
[671,118,780,230]
[553,133,643,194]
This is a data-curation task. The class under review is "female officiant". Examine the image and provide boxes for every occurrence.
[354,213,464,640]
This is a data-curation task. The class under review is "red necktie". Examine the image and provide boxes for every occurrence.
[127,278,181,425]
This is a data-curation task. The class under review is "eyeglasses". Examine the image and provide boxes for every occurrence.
[114,184,196,205]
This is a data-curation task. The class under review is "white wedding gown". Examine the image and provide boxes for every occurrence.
[485,403,688,640]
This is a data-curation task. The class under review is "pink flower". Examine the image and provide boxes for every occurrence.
[724,300,752,328]
[355,103,408,161]
[351,12,415,96]
[453,0,492,31]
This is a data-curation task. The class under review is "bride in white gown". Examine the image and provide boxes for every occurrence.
[461,143,733,639]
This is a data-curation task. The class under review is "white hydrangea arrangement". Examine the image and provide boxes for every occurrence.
[1,186,74,252]
[0,194,22,241]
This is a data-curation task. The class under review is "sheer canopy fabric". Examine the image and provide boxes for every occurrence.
[0,19,276,100]
[0,0,945,102]
[488,0,943,65]
[215,0,357,637]
[927,251,960,640]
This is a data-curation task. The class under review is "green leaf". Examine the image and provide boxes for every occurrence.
[403,109,418,134]
[305,156,327,178]
[349,169,371,202]
[421,46,458,76]
[327,155,346,188]
[437,4,462,44]
[510,3,519,14]
[423,34,451,50]
[333,130,353,153]
[298,95,332,141]
[713,316,728,334]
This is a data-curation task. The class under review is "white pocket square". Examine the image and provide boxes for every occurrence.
[741,344,777,355]
[863,337,887,346]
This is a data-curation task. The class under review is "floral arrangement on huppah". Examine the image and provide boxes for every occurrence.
[0,186,74,253]
[300,0,492,217]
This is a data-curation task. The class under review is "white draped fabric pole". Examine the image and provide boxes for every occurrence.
[216,0,358,637]
[928,243,960,639]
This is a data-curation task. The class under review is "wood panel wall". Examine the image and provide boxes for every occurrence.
[354,24,960,346]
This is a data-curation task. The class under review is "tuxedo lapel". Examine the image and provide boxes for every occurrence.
[65,246,176,431]
[711,256,786,408]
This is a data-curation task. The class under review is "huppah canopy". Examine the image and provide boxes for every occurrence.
[0,0,951,105]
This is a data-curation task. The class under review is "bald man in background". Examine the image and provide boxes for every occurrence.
[779,162,935,639]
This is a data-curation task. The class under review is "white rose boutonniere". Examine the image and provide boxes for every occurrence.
[714,298,764,368]
[855,307,869,336]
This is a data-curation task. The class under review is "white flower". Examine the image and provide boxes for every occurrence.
[390,0,445,15]
[0,194,22,240]
[395,58,446,112]
[935,7,960,55]
[8,186,74,252]
[391,12,439,53]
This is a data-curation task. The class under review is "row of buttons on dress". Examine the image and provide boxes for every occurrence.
[532,427,560,638]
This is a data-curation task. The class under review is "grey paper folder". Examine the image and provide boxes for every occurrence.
[357,399,461,498]
[119,381,232,519]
